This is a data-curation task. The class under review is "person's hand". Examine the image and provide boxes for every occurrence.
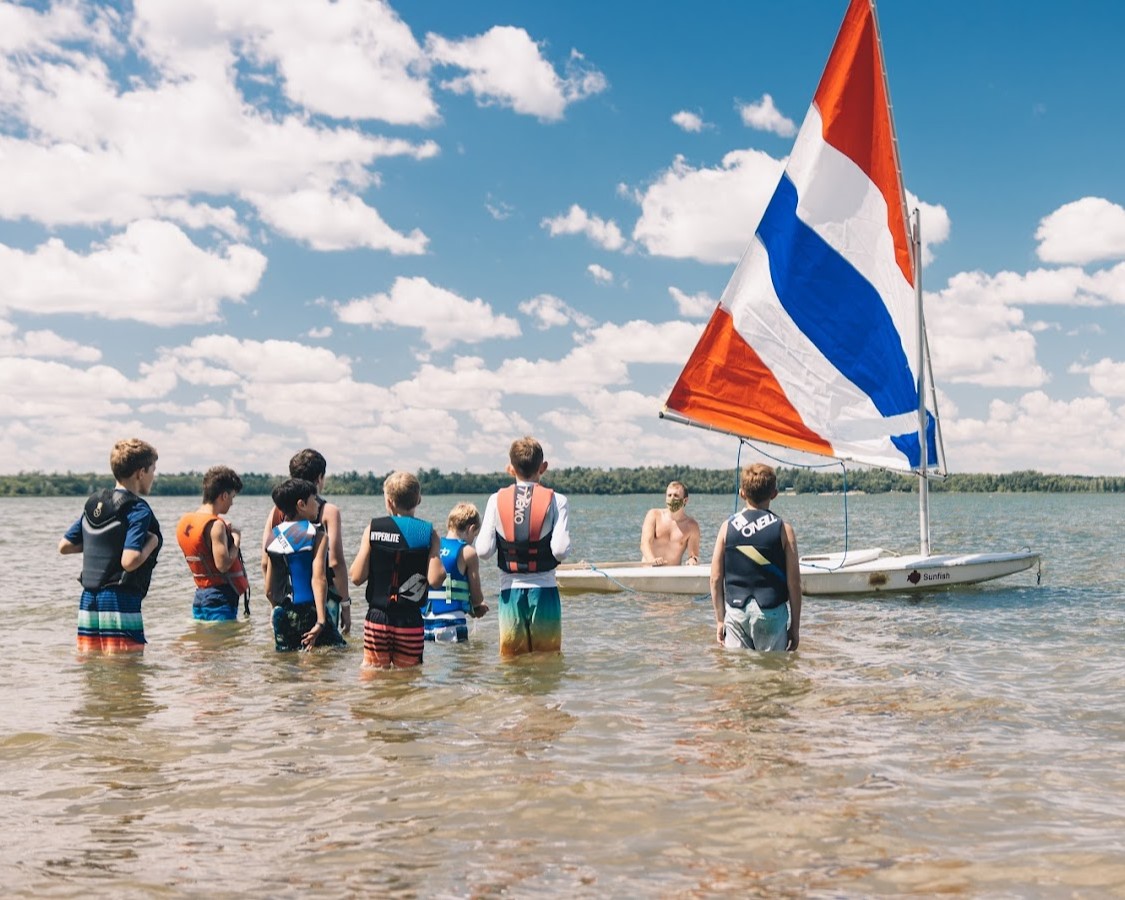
[787,627,800,651]
[471,603,489,618]
[687,555,699,566]
[651,556,665,567]
[715,622,725,646]
[301,621,325,649]
[339,604,352,635]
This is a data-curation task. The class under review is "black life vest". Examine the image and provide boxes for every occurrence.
[364,516,433,611]
[80,488,162,596]
[723,508,788,610]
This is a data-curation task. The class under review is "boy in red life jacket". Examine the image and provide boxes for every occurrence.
[475,436,571,658]
[175,466,249,621]
[349,471,446,669]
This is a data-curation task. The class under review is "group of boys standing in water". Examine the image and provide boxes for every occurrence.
[58,435,800,661]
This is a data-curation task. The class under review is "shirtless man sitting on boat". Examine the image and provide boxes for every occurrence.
[640,481,701,566]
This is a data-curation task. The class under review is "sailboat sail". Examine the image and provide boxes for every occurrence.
[663,0,941,476]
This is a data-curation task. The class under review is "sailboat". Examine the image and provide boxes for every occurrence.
[558,0,1040,597]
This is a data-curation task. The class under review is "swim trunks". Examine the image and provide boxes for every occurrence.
[77,588,146,652]
[363,604,425,667]
[271,600,346,652]
[723,599,790,652]
[497,586,562,657]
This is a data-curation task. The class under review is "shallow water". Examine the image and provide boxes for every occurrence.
[4,492,1125,897]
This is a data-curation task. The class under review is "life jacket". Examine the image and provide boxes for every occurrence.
[79,488,162,595]
[426,537,471,614]
[268,496,339,600]
[175,512,251,603]
[723,508,789,610]
[266,520,321,605]
[365,515,433,611]
[495,484,558,574]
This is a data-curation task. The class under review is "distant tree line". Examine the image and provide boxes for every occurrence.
[3,466,1125,497]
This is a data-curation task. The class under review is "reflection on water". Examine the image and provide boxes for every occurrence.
[5,493,1125,896]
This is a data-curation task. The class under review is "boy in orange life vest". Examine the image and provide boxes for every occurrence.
[175,466,249,621]
[475,436,571,657]
[349,471,445,668]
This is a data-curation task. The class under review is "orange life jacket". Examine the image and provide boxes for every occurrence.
[175,512,250,596]
[495,484,559,574]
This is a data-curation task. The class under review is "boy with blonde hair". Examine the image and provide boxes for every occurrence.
[423,502,489,642]
[475,437,571,657]
[350,471,445,668]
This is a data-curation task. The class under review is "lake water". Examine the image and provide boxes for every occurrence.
[3,491,1124,898]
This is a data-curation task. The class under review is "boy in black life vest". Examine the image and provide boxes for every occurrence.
[58,438,162,653]
[265,478,346,652]
[176,466,249,621]
[349,471,445,668]
[475,436,571,657]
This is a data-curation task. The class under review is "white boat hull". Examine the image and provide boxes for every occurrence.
[556,549,1040,597]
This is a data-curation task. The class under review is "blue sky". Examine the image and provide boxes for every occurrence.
[3,0,1125,477]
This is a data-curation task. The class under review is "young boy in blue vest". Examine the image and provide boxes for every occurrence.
[475,436,571,657]
[265,478,346,652]
[422,502,489,642]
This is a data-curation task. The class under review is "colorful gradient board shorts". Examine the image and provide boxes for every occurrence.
[77,588,146,652]
[363,603,425,668]
[497,586,562,657]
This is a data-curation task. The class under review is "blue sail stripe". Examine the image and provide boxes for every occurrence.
[757,174,918,420]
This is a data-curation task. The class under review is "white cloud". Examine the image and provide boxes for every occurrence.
[519,294,595,330]
[427,27,606,121]
[737,94,796,137]
[307,326,333,339]
[633,150,783,263]
[587,263,613,284]
[250,189,428,254]
[542,204,626,251]
[485,196,514,220]
[0,220,265,326]
[0,357,174,419]
[392,357,501,410]
[1069,358,1125,399]
[668,286,716,318]
[334,276,521,351]
[905,191,951,267]
[0,321,101,362]
[947,391,1125,476]
[161,335,354,384]
[1035,197,1125,265]
[671,110,707,132]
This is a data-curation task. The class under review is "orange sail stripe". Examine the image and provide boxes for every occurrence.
[665,307,834,457]
[813,0,912,286]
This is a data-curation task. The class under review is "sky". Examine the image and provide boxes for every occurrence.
[3,0,1125,478]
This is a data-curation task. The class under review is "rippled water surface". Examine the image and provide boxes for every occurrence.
[4,492,1125,897]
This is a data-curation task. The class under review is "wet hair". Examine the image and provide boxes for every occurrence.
[202,466,243,503]
[110,439,158,481]
[447,502,481,532]
[509,436,544,480]
[667,480,689,499]
[288,448,327,483]
[740,463,777,505]
[272,478,318,520]
[383,471,421,512]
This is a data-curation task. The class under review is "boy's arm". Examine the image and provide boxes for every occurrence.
[264,554,278,605]
[462,545,488,617]
[427,529,446,588]
[301,532,329,649]
[474,495,498,560]
[349,525,371,586]
[120,506,159,572]
[710,523,727,646]
[550,494,571,562]
[210,520,233,573]
[260,508,275,580]
[321,502,351,632]
[782,523,802,651]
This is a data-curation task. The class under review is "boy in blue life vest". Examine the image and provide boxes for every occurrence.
[265,478,346,652]
[710,462,802,652]
[59,438,162,653]
[349,471,446,668]
[475,436,571,658]
[422,502,490,642]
